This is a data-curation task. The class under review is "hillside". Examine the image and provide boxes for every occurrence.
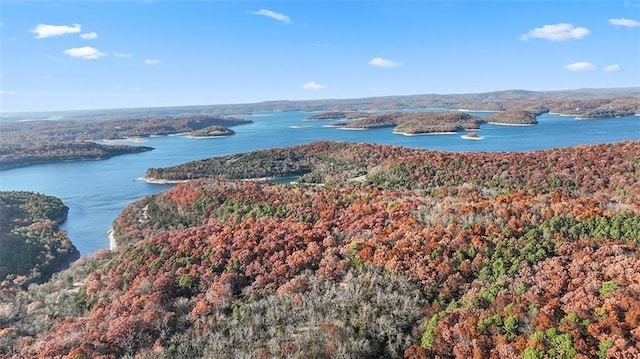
[487,109,538,125]
[0,191,79,288]
[0,142,154,170]
[2,141,639,358]
[0,115,251,146]
[3,88,638,122]
[0,115,251,170]
[2,87,640,121]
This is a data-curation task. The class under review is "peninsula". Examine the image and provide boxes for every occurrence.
[0,191,79,288]
[0,142,154,170]
[0,115,251,170]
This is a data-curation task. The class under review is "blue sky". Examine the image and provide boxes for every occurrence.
[1,0,639,112]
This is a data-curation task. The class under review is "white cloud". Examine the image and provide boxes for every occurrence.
[301,81,325,90]
[520,23,590,41]
[0,90,17,95]
[609,18,640,28]
[144,59,159,65]
[564,62,596,71]
[114,52,132,58]
[63,46,106,60]
[604,64,622,72]
[369,57,401,68]
[31,23,82,39]
[252,9,291,24]
[80,32,98,40]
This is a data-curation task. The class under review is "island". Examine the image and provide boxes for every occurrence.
[185,125,235,138]
[461,131,484,140]
[320,111,484,135]
[392,112,482,135]
[0,191,79,288]
[486,109,538,125]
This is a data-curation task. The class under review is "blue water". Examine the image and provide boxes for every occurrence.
[0,111,638,255]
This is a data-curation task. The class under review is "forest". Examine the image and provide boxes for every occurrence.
[311,110,521,132]
[486,110,538,125]
[0,191,79,288]
[0,115,251,170]
[1,140,639,358]
[0,142,153,170]
[337,112,483,134]
[0,115,251,146]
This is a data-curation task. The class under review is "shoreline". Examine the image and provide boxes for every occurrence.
[457,109,500,113]
[393,131,458,136]
[184,134,233,139]
[100,137,148,143]
[138,176,189,184]
[461,134,484,140]
[487,122,535,126]
[108,229,116,251]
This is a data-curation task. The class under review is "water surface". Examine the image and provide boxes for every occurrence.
[1,111,638,254]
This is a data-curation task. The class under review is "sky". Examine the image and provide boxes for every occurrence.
[1,0,639,112]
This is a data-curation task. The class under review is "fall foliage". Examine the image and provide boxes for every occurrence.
[1,140,640,358]
[0,191,79,288]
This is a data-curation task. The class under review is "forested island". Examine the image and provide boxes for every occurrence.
[0,191,79,288]
[185,125,235,138]
[0,115,251,170]
[486,109,538,125]
[316,111,484,134]
[3,140,640,358]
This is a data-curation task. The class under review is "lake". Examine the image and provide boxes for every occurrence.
[0,111,638,255]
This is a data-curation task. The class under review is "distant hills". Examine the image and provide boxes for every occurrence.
[3,87,639,121]
[1,87,637,170]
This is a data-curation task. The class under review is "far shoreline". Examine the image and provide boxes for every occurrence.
[487,122,535,126]
[184,134,234,139]
[138,176,189,184]
[392,131,458,136]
